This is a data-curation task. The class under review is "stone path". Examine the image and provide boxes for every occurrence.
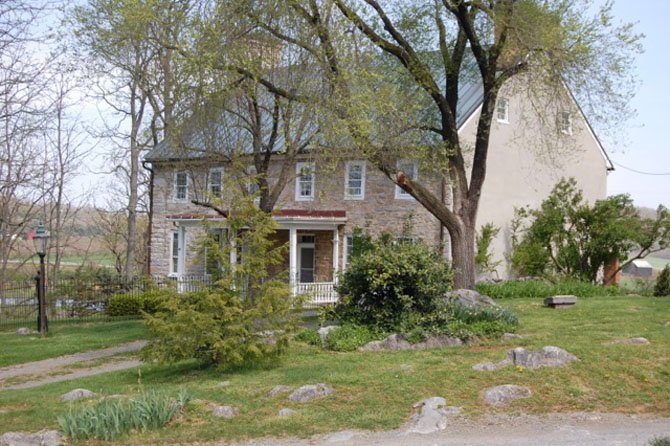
[0,340,146,390]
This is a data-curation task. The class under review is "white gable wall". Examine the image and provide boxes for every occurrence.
[458,86,610,279]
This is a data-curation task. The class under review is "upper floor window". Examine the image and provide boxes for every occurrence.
[496,97,509,123]
[209,168,223,198]
[395,159,418,199]
[247,165,260,196]
[174,171,188,201]
[345,161,366,200]
[559,111,572,134]
[295,162,315,201]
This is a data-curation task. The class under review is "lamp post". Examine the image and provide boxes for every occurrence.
[32,223,49,336]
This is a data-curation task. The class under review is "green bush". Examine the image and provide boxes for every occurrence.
[58,391,190,441]
[325,324,382,352]
[654,265,670,297]
[476,279,622,299]
[294,328,321,346]
[107,293,144,316]
[333,236,452,331]
[648,437,670,446]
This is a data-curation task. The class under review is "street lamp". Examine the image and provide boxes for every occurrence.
[32,223,49,335]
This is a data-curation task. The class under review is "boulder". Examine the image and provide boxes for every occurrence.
[544,295,577,308]
[405,397,461,434]
[60,388,96,402]
[509,346,578,370]
[359,333,463,352]
[0,430,60,446]
[278,408,296,418]
[444,289,498,308]
[483,385,532,406]
[318,326,339,346]
[502,333,524,340]
[472,358,512,372]
[287,384,333,403]
[15,327,34,336]
[268,385,292,398]
[211,405,237,418]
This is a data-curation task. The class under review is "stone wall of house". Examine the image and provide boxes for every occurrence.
[149,158,446,277]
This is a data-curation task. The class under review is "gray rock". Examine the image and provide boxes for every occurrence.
[211,405,237,418]
[509,346,578,370]
[502,333,524,340]
[0,430,61,446]
[359,333,463,352]
[484,384,532,406]
[268,385,292,398]
[473,358,512,371]
[217,380,231,387]
[60,388,96,402]
[318,326,339,346]
[609,337,650,345]
[287,384,333,402]
[544,295,577,308]
[278,408,296,418]
[444,289,498,308]
[15,327,34,336]
[405,397,461,434]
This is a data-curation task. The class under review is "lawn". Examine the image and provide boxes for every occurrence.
[0,295,668,444]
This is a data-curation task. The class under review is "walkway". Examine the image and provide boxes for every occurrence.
[0,340,146,390]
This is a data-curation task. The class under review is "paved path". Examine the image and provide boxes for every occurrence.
[0,340,146,390]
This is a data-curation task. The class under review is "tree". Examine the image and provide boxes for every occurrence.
[222,0,640,289]
[510,178,670,284]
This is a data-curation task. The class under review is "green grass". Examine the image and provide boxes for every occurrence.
[0,296,668,444]
[0,320,148,367]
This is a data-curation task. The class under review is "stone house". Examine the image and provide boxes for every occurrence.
[144,76,612,303]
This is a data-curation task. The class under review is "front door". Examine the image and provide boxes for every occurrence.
[298,235,315,283]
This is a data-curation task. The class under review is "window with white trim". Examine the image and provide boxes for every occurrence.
[174,171,188,201]
[559,111,572,134]
[209,168,223,198]
[395,160,418,199]
[496,97,509,123]
[345,234,355,269]
[205,228,226,276]
[247,165,260,196]
[345,161,366,199]
[295,162,315,201]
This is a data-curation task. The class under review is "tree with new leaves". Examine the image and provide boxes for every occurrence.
[215,0,640,289]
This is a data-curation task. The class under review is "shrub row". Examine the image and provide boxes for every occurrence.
[106,290,167,317]
[476,279,622,299]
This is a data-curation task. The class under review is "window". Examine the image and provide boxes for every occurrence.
[395,160,418,199]
[345,234,355,269]
[170,230,183,276]
[247,165,260,196]
[205,228,226,276]
[174,171,188,201]
[496,97,509,123]
[295,162,315,201]
[209,168,223,198]
[559,111,572,134]
[345,161,366,199]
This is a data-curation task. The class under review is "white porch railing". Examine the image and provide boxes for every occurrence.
[154,275,338,306]
[296,282,339,307]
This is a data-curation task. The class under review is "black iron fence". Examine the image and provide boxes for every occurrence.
[0,276,149,329]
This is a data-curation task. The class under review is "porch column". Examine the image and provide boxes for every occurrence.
[332,228,339,282]
[229,229,237,267]
[289,227,297,295]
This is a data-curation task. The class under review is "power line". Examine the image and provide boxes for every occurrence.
[612,161,670,176]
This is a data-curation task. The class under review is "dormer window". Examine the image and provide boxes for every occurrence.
[174,171,188,201]
[295,162,315,201]
[559,111,572,134]
[496,97,509,123]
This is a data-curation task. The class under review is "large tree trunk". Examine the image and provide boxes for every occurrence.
[450,220,477,290]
